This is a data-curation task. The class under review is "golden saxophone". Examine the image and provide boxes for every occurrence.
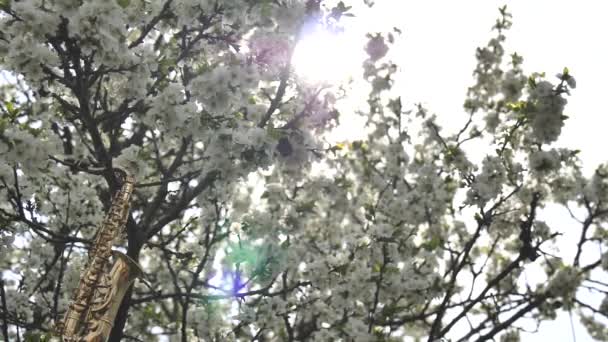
[56,168,143,342]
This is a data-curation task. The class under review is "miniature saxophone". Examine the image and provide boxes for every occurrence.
[57,168,142,342]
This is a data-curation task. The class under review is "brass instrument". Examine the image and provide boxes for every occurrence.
[56,168,143,342]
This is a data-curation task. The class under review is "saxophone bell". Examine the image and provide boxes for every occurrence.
[83,251,143,342]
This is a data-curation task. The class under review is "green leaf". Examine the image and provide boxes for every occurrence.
[260,1,272,18]
[24,332,49,342]
[0,0,10,10]
[296,200,316,214]
[329,143,346,155]
[510,52,523,66]
[267,127,282,140]
[506,101,527,112]
[4,101,17,118]
[527,76,537,89]
[117,0,130,8]
[422,236,441,251]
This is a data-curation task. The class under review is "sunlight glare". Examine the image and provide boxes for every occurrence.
[292,24,360,83]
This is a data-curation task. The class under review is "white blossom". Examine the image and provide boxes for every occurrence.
[529,149,560,173]
[467,156,506,205]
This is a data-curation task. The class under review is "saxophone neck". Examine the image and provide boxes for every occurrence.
[112,167,135,189]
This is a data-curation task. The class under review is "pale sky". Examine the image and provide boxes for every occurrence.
[293,1,608,341]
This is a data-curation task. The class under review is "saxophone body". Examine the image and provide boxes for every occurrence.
[57,169,142,342]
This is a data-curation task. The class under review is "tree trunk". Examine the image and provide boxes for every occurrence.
[108,285,135,342]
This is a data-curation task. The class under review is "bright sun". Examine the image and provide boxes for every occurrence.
[291,24,361,84]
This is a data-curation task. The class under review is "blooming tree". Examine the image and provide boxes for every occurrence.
[0,1,607,341]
